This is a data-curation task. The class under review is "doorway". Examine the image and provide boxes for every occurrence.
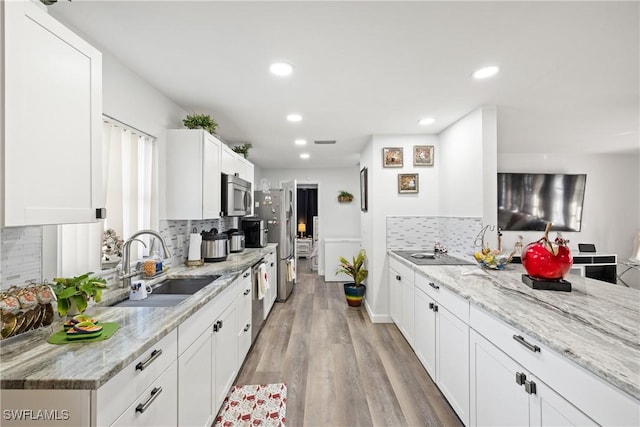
[297,184,318,239]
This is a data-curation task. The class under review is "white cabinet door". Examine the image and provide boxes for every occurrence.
[401,276,415,346]
[237,268,253,362]
[470,330,529,427]
[178,330,213,427]
[166,129,221,220]
[414,288,436,379]
[3,0,102,226]
[530,376,597,427]
[202,133,222,219]
[436,304,469,425]
[111,361,178,427]
[221,143,235,175]
[213,301,238,409]
[389,267,402,325]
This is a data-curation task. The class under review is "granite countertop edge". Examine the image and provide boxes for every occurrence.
[0,245,277,390]
[387,250,640,401]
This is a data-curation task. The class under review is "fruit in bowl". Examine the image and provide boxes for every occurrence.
[474,249,511,270]
[521,223,572,280]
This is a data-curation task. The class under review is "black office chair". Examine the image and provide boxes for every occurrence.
[578,243,596,253]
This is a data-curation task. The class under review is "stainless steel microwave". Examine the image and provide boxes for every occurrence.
[222,174,252,216]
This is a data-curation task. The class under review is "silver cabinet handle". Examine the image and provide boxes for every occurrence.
[429,282,439,290]
[396,275,401,281]
[524,380,537,395]
[243,272,250,278]
[243,289,251,296]
[513,335,540,353]
[243,324,251,332]
[135,387,162,413]
[135,349,162,371]
[515,372,526,386]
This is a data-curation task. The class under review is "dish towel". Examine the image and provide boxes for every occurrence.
[286,259,296,282]
[258,262,269,300]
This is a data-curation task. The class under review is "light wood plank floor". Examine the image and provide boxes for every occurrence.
[235,258,463,427]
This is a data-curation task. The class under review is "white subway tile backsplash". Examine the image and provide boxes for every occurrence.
[1,226,43,289]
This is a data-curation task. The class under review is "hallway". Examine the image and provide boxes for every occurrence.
[235,258,462,426]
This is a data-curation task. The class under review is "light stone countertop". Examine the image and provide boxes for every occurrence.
[0,245,277,390]
[388,250,640,401]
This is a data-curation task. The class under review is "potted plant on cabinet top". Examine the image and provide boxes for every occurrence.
[232,142,253,159]
[51,273,108,317]
[182,113,218,135]
[336,249,368,307]
[337,190,354,203]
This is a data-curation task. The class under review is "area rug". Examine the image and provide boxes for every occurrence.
[215,383,287,427]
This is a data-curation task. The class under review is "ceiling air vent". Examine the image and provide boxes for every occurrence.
[314,140,336,145]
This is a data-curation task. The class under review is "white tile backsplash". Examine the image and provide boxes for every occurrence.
[386,216,483,257]
[1,226,42,289]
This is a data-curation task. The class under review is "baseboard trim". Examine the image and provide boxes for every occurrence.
[364,300,392,323]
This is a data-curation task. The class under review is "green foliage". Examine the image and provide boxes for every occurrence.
[183,113,218,135]
[338,190,353,198]
[51,273,108,317]
[336,249,368,286]
[232,142,253,159]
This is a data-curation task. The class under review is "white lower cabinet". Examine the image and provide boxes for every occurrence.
[470,330,595,427]
[178,329,213,427]
[413,282,469,425]
[111,361,178,427]
[213,301,238,410]
[237,267,253,363]
[389,258,414,344]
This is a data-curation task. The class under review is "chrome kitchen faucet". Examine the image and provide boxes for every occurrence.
[120,229,172,288]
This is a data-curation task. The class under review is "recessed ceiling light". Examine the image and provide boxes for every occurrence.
[287,114,302,122]
[295,139,307,145]
[473,66,500,79]
[300,153,310,159]
[270,62,293,76]
[418,117,435,126]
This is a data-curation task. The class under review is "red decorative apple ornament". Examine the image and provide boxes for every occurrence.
[521,223,572,280]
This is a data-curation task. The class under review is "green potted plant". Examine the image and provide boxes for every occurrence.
[337,190,354,203]
[232,142,253,159]
[51,273,108,317]
[183,113,218,135]
[336,249,368,307]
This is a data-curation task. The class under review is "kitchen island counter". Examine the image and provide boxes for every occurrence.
[388,250,640,402]
[0,245,276,390]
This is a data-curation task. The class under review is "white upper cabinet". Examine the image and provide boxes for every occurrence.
[165,129,222,220]
[2,0,103,226]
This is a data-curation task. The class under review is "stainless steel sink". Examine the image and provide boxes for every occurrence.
[152,275,220,294]
[111,275,221,307]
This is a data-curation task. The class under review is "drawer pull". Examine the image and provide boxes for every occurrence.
[396,275,401,281]
[135,387,163,414]
[214,320,223,332]
[243,289,251,296]
[513,335,540,353]
[135,349,162,371]
[524,380,537,395]
[244,324,251,332]
[429,282,439,290]
[515,372,526,386]
[433,304,438,312]
[271,262,275,267]
[243,272,250,278]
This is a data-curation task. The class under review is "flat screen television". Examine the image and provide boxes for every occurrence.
[497,173,587,232]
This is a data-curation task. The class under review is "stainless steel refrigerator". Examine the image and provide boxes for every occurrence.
[254,181,297,301]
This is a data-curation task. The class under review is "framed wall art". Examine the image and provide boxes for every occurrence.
[398,173,419,193]
[383,147,403,168]
[414,145,434,166]
[360,167,368,212]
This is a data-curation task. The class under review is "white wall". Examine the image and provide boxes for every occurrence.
[256,167,361,275]
[361,134,441,322]
[497,153,640,261]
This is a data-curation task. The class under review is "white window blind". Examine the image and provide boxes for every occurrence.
[57,119,158,276]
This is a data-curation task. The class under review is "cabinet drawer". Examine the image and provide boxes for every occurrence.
[389,258,414,285]
[111,360,178,427]
[178,279,237,355]
[96,329,177,427]
[415,273,469,323]
[470,305,640,426]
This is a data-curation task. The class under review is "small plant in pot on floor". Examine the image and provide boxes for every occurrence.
[336,249,368,307]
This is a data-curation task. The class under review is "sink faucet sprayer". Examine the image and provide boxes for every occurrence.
[120,229,172,288]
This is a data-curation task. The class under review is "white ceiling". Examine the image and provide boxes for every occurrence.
[50,1,639,169]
